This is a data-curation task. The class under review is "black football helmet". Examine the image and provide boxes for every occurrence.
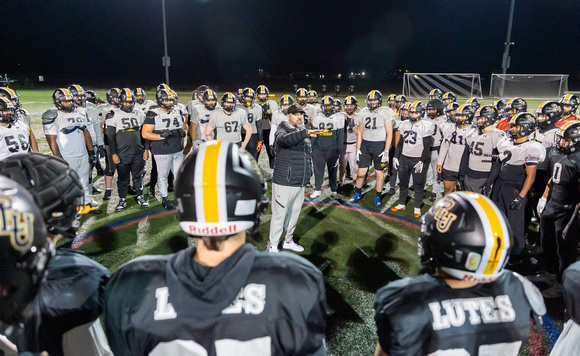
[400,102,411,121]
[475,105,498,131]
[120,88,135,113]
[493,99,508,119]
[53,88,75,112]
[242,87,255,107]
[0,153,85,237]
[156,88,175,110]
[0,87,20,109]
[442,92,456,104]
[134,88,147,104]
[444,102,460,123]
[201,89,218,111]
[509,112,536,139]
[321,95,335,117]
[429,88,443,101]
[334,98,342,112]
[0,97,16,124]
[156,83,172,93]
[68,84,86,107]
[106,88,122,107]
[395,94,407,109]
[536,101,563,129]
[555,121,580,154]
[295,88,308,106]
[408,101,425,122]
[256,85,270,103]
[366,90,383,110]
[465,97,480,111]
[506,97,527,117]
[175,141,265,237]
[559,94,578,116]
[387,94,396,108]
[419,191,513,283]
[221,92,237,113]
[0,176,53,325]
[455,104,474,126]
[426,99,444,118]
[308,90,318,104]
[344,95,358,114]
[194,85,209,101]
[85,90,97,104]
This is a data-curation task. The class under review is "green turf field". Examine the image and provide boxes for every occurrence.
[15,89,559,355]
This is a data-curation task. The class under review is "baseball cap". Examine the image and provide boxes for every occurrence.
[286,104,305,115]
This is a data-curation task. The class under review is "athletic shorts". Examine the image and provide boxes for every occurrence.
[359,140,386,171]
[441,168,459,182]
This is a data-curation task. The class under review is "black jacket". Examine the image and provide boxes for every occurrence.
[273,121,313,187]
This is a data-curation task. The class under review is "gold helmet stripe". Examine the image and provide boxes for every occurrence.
[194,141,229,223]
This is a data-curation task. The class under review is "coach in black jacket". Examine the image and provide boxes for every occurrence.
[267,104,322,253]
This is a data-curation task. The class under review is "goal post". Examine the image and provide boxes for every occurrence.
[489,74,569,99]
[402,73,483,99]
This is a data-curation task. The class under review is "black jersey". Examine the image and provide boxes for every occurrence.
[104,244,326,356]
[9,249,109,355]
[374,271,545,356]
[547,149,580,208]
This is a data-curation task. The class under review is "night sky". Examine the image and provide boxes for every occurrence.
[2,0,579,90]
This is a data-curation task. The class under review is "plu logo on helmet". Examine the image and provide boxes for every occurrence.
[175,141,265,237]
[420,191,513,283]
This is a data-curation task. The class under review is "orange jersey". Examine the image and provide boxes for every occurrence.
[556,115,578,127]
[495,118,510,132]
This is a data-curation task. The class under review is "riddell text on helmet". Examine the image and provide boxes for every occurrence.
[188,225,237,235]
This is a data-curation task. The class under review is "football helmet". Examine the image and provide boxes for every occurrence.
[0,87,20,109]
[68,84,86,107]
[408,101,425,122]
[334,98,342,112]
[202,89,218,110]
[134,88,147,104]
[296,88,308,106]
[221,92,237,113]
[442,92,456,104]
[119,88,136,113]
[0,176,53,325]
[426,99,444,118]
[400,102,411,121]
[508,112,536,139]
[195,85,209,101]
[395,94,407,109]
[236,88,244,102]
[366,90,383,110]
[85,90,98,104]
[175,141,265,237]
[344,95,358,114]
[465,97,480,111]
[387,94,396,108]
[53,88,75,112]
[321,96,335,116]
[156,83,172,93]
[156,88,176,110]
[493,99,508,118]
[256,85,269,103]
[475,105,498,131]
[242,87,255,107]
[0,153,84,237]
[536,101,563,129]
[308,90,318,104]
[506,97,527,117]
[419,191,513,283]
[429,88,443,100]
[559,94,578,116]
[455,104,474,126]
[555,121,580,154]
[106,88,122,107]
[0,97,16,124]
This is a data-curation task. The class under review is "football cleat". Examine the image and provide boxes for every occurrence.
[391,204,406,212]
[350,192,363,203]
[283,241,304,252]
[374,196,381,207]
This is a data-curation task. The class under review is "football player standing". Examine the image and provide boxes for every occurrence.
[238,87,264,159]
[425,99,446,201]
[0,87,39,153]
[256,85,278,169]
[375,191,545,356]
[189,88,218,148]
[205,92,251,148]
[338,95,361,186]
[350,90,394,207]
[104,141,327,355]
[0,97,32,161]
[296,87,317,129]
[556,94,578,126]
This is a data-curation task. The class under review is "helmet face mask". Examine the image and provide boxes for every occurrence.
[508,112,536,139]
[395,95,407,109]
[559,94,578,116]
[506,97,527,118]
[308,90,318,105]
[0,87,20,110]
[366,90,383,111]
[556,122,580,154]
[156,89,175,111]
[475,105,498,131]
[429,88,443,101]
[134,88,146,104]
[242,88,255,108]
[536,101,562,129]
[0,97,16,124]
[120,88,135,113]
[106,88,121,107]
[256,85,269,103]
[221,92,236,113]
[321,96,335,116]
[408,101,425,122]
[53,88,75,113]
[201,89,218,111]
[344,96,358,114]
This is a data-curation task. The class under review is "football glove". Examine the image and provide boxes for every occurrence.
[509,194,525,211]
[178,128,187,138]
[257,141,263,152]
[98,145,106,157]
[537,197,547,215]
[414,161,423,174]
[160,130,172,138]
[88,150,98,165]
[481,183,492,196]
[379,150,389,164]
[356,149,362,163]
[392,157,399,170]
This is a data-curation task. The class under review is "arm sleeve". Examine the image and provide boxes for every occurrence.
[106,125,118,155]
[336,126,345,150]
[394,136,403,159]
[485,150,501,186]
[421,136,433,162]
[256,118,264,142]
[459,145,470,175]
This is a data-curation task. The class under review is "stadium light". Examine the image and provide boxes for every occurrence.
[161,0,170,85]
[499,0,516,96]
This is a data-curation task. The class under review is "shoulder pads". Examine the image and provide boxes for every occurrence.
[512,271,546,316]
[145,110,158,119]
[42,109,58,125]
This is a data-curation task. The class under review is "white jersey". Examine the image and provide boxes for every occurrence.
[43,109,88,157]
[398,120,434,158]
[0,121,30,161]
[15,108,32,127]
[175,102,188,119]
[269,110,288,145]
[189,104,216,142]
[340,112,362,144]
[258,100,278,130]
[85,102,104,146]
[497,137,546,167]
[438,125,474,172]
[135,100,156,113]
[426,115,447,147]
[208,108,249,143]
[238,103,262,134]
[465,128,505,173]
[531,127,558,170]
[74,106,95,146]
[301,104,317,128]
[358,106,394,142]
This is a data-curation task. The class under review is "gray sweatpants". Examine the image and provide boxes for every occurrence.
[464,175,487,195]
[269,183,305,247]
[154,152,183,198]
[62,154,91,205]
